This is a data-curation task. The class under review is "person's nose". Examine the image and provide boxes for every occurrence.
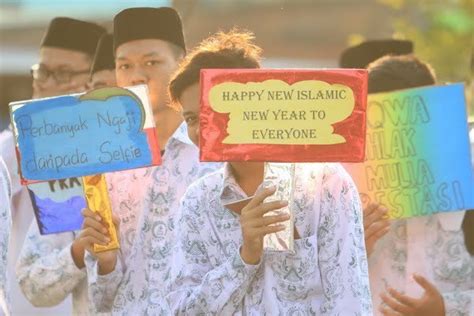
[129,66,147,86]
[32,76,57,98]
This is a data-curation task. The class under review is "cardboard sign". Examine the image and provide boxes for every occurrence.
[200,69,367,162]
[28,178,85,234]
[10,85,160,184]
[344,84,474,218]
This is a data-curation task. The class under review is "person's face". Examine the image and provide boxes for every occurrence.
[180,83,200,146]
[115,39,182,120]
[88,69,116,89]
[32,46,91,98]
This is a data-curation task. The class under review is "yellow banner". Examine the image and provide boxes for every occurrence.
[209,79,355,144]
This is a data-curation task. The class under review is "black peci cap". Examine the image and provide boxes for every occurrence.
[113,7,185,52]
[339,39,413,69]
[41,17,106,56]
[90,33,115,75]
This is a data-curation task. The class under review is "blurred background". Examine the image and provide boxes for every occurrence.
[0,0,473,314]
[1,0,473,132]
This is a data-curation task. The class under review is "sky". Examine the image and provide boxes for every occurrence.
[0,0,171,26]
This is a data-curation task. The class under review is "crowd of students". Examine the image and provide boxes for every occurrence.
[0,6,472,316]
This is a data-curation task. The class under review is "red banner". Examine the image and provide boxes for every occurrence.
[200,69,367,162]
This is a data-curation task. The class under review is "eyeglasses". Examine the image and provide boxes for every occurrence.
[30,64,90,84]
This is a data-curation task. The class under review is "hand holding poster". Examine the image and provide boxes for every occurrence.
[201,69,368,251]
[344,83,474,219]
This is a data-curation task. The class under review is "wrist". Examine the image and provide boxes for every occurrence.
[366,247,373,258]
[98,255,117,275]
[71,241,85,269]
[438,295,446,316]
[240,245,261,265]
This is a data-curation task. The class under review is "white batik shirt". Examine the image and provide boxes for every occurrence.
[15,123,204,315]
[369,212,474,316]
[86,122,219,315]
[15,168,150,316]
[0,157,12,316]
[168,163,373,315]
[1,128,61,316]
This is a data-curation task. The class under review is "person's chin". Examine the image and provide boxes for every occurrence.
[34,89,59,98]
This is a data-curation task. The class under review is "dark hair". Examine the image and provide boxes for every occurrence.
[462,211,474,256]
[367,55,436,93]
[169,28,262,103]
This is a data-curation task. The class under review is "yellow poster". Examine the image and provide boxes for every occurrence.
[209,79,355,144]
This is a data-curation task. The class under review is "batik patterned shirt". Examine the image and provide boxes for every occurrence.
[86,123,220,315]
[369,212,474,316]
[168,163,373,315]
[16,169,151,316]
[0,157,12,316]
[16,123,210,315]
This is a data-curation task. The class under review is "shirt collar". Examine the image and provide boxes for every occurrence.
[166,122,194,149]
[220,163,249,205]
[219,162,294,205]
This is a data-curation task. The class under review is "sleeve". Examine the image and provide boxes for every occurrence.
[442,289,473,316]
[15,221,86,307]
[166,187,259,315]
[85,253,124,313]
[0,130,22,197]
[0,160,12,315]
[317,165,373,315]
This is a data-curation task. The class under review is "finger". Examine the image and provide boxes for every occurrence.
[81,228,110,244]
[365,229,389,254]
[82,208,103,222]
[254,200,288,217]
[80,235,109,247]
[363,203,379,220]
[379,205,390,220]
[365,220,390,239]
[413,274,437,294]
[376,224,391,237]
[112,214,120,228]
[364,205,389,228]
[366,225,390,245]
[245,186,277,209]
[388,288,417,308]
[379,305,403,316]
[380,292,412,314]
[254,224,286,236]
[82,217,108,234]
[250,213,290,228]
[364,221,390,239]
